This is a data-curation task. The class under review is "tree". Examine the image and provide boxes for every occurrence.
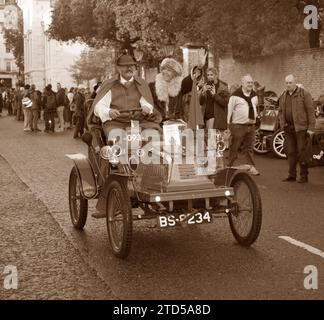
[3,14,24,73]
[196,0,324,60]
[48,0,203,65]
[69,47,115,85]
[49,0,324,64]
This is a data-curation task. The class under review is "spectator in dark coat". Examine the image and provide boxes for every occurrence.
[73,85,86,139]
[16,87,24,121]
[6,88,14,116]
[30,84,42,132]
[90,82,102,99]
[56,83,68,131]
[279,75,316,183]
[43,84,57,133]
[0,89,3,116]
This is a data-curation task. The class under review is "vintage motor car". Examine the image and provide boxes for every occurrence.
[67,109,262,259]
[253,96,286,158]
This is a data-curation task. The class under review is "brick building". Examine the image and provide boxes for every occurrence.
[219,48,324,99]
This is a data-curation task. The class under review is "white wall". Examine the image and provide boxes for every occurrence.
[18,0,85,89]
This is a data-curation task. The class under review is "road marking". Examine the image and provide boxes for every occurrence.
[279,236,324,259]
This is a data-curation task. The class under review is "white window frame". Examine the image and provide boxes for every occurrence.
[6,61,12,72]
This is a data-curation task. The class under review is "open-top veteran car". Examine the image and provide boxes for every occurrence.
[67,109,262,259]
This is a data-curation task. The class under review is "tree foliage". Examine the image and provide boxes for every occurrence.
[196,0,324,60]
[48,0,324,63]
[48,0,202,64]
[3,13,24,72]
[69,47,115,84]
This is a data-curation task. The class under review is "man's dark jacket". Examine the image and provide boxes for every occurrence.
[278,86,315,132]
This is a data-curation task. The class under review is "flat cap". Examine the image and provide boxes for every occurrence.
[117,54,137,66]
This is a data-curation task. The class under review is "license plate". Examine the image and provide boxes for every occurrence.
[158,212,212,228]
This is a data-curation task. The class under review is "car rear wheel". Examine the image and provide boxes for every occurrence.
[229,172,262,246]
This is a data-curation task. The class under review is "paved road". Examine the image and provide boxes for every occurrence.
[0,155,115,300]
[1,115,324,300]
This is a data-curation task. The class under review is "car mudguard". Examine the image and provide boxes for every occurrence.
[66,153,98,199]
[96,174,130,215]
[213,167,250,187]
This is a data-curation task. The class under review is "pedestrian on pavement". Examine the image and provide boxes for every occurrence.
[91,82,102,99]
[43,84,57,133]
[0,88,3,117]
[56,83,67,131]
[12,87,18,116]
[16,87,24,121]
[2,89,7,114]
[199,67,229,130]
[67,87,75,129]
[73,85,86,139]
[22,84,33,132]
[29,84,42,132]
[84,87,92,102]
[279,75,316,183]
[227,74,260,176]
[63,87,72,129]
[7,88,14,116]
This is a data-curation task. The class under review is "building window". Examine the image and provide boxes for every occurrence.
[6,46,10,53]
[6,61,11,72]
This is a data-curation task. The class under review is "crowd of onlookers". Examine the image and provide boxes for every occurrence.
[0,81,101,139]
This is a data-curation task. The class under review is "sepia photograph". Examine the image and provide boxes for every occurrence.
[0,0,324,307]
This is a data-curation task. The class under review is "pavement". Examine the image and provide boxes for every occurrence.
[0,154,115,300]
[1,114,324,300]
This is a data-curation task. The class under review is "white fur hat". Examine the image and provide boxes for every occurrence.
[160,58,183,77]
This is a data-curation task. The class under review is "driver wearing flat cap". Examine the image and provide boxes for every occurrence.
[87,54,161,136]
